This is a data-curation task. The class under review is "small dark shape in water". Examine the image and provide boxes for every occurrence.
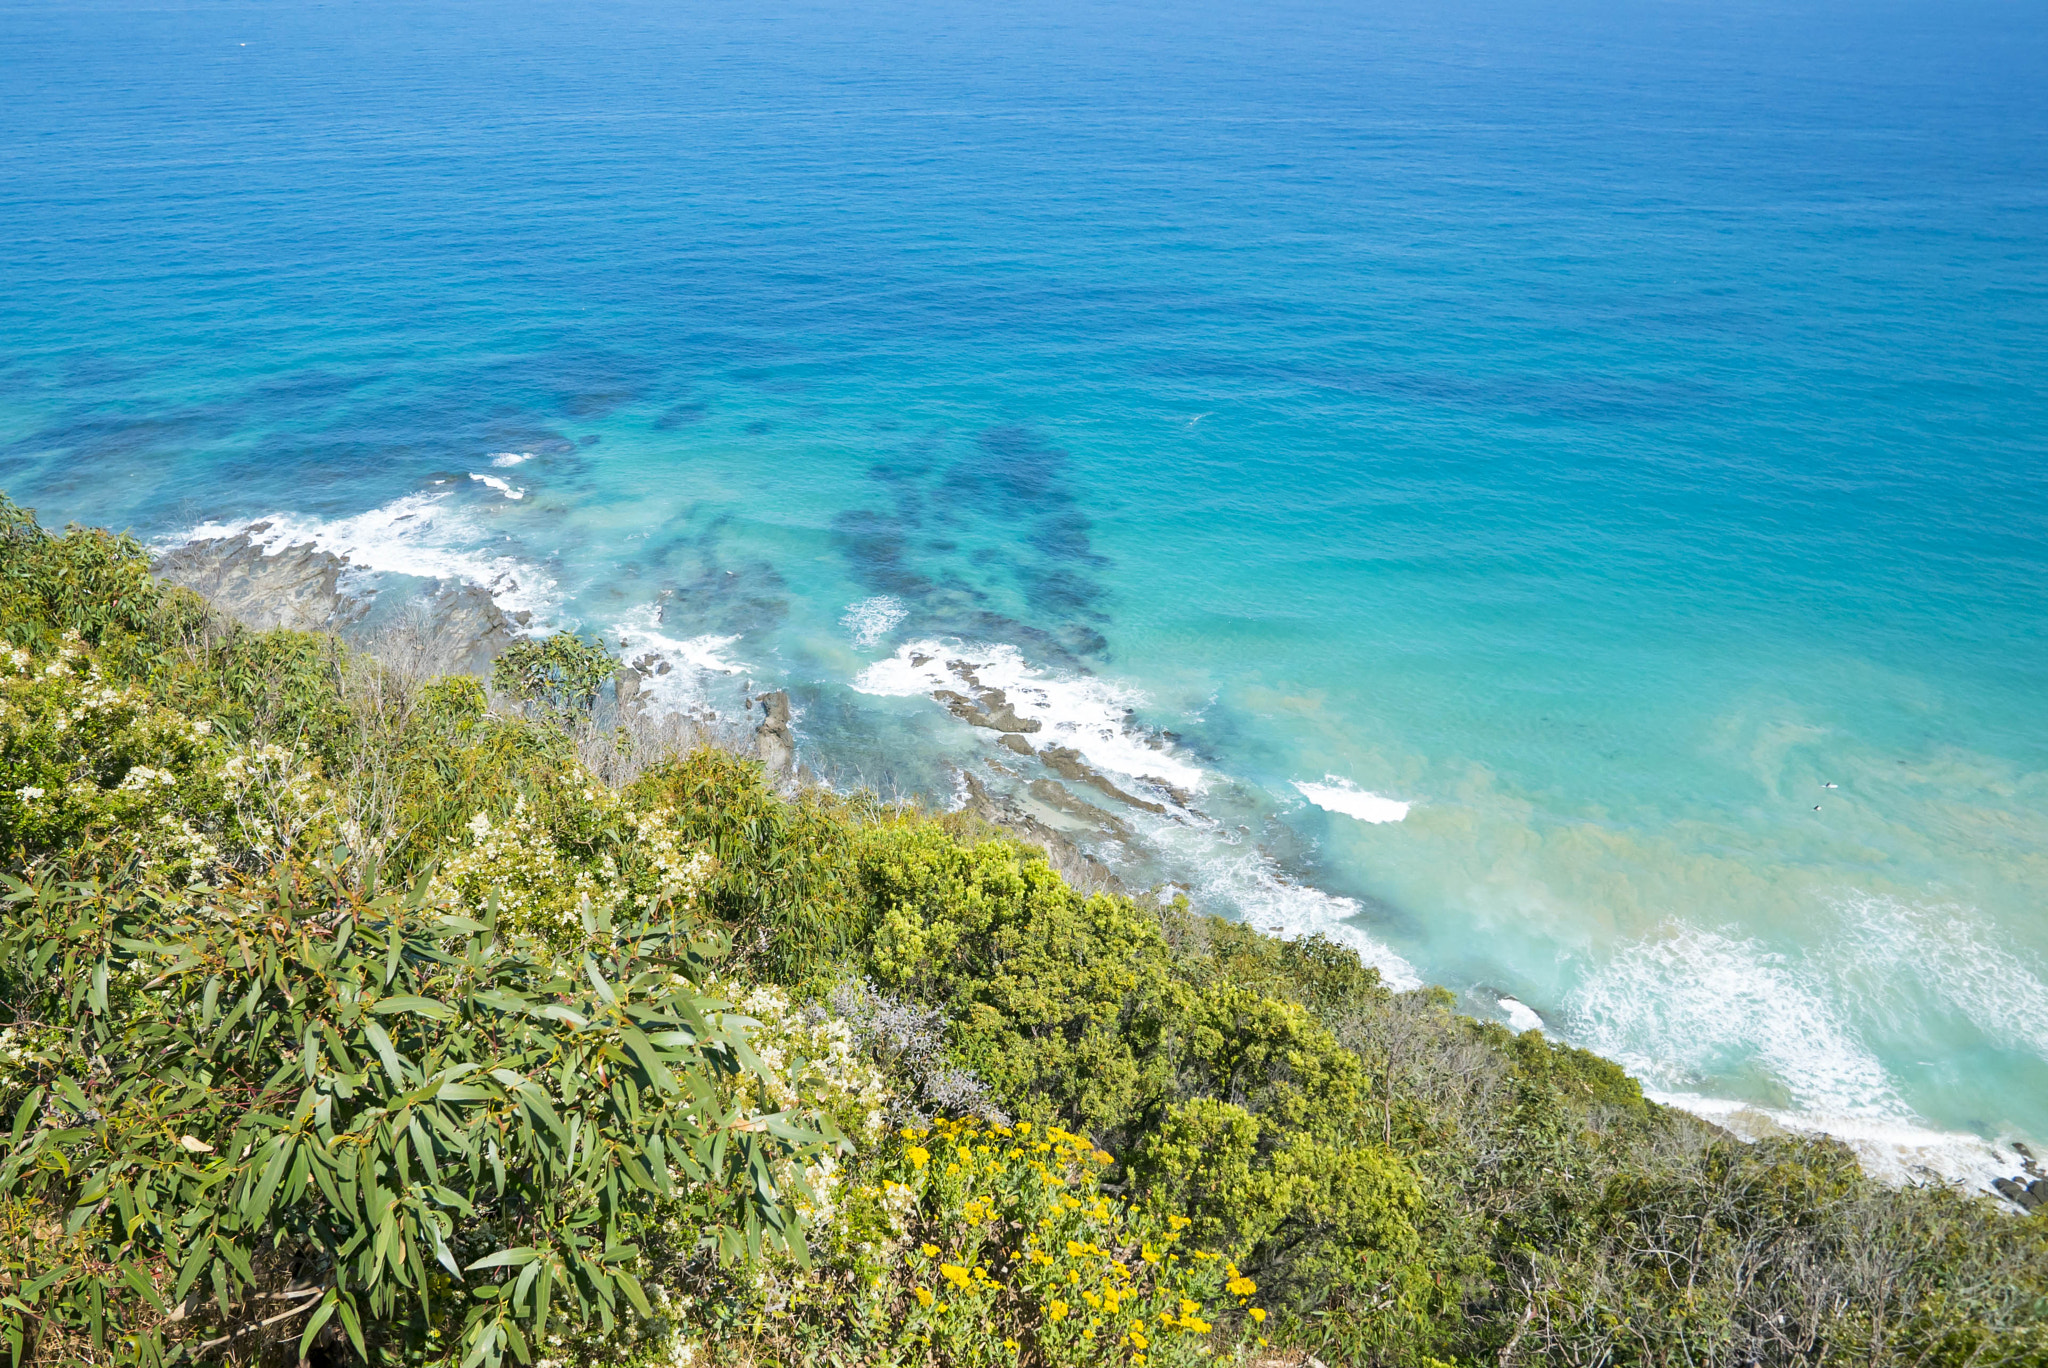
[655,404,707,429]
[563,388,639,418]
[580,434,602,447]
[745,420,773,435]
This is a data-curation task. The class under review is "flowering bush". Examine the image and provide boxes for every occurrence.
[676,1118,1265,1368]
[431,794,718,956]
[0,634,224,874]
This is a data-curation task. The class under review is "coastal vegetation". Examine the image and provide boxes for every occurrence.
[1,497,2044,1367]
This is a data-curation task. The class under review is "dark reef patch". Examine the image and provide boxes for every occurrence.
[828,424,1112,663]
[654,403,707,429]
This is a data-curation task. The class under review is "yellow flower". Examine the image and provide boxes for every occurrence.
[940,1263,973,1291]
[906,1146,930,1169]
[1248,1307,1266,1323]
[1129,1328,1150,1350]
[1179,1300,1200,1318]
[1226,1274,1257,1297]
[1167,1214,1191,1231]
[1093,1150,1114,1164]
[1003,1339,1019,1353]
[914,1287,935,1307]
[1049,1299,1070,1322]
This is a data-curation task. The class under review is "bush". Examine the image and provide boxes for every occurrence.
[491,636,615,720]
[0,863,835,1367]
[678,1118,1262,1368]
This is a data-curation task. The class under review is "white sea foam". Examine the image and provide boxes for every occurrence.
[1570,925,1907,1121]
[172,488,558,622]
[468,473,525,500]
[854,640,1207,793]
[608,602,748,716]
[1562,923,2048,1194]
[1833,892,2048,1061]
[1499,996,1545,1034]
[488,451,534,467]
[1294,775,1411,823]
[1650,1088,2028,1194]
[841,596,908,649]
[1141,816,1424,991]
[854,639,1426,983]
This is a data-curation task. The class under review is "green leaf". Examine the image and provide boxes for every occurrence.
[297,1291,339,1361]
[362,1020,408,1087]
[336,1293,368,1362]
[372,995,457,1022]
[465,1247,540,1272]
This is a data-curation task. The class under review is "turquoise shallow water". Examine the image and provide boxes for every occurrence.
[5,0,2048,1173]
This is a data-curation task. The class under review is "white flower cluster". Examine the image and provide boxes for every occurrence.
[116,765,176,792]
[435,799,719,948]
[622,806,716,911]
[0,635,217,875]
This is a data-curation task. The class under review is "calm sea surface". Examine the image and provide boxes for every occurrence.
[5,0,2047,1174]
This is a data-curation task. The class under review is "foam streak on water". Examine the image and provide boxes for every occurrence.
[1295,776,1412,824]
[856,640,1208,793]
[174,490,559,622]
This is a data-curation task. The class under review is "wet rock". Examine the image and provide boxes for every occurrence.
[1037,745,1167,815]
[154,532,518,677]
[752,690,796,790]
[617,664,646,716]
[2031,1177,2048,1203]
[954,771,1125,896]
[976,689,1040,733]
[154,532,370,635]
[1993,1177,2037,1210]
[1026,778,1130,838]
[998,734,1035,757]
[377,580,522,678]
[931,687,1041,734]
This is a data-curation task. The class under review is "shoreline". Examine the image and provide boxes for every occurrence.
[152,522,2044,1209]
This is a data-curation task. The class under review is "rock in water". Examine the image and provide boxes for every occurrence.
[954,770,1125,896]
[154,531,522,678]
[752,690,796,789]
[154,531,371,635]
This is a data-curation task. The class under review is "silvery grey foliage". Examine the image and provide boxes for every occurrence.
[821,979,1009,1126]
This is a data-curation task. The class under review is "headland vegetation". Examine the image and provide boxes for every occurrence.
[2,497,2044,1367]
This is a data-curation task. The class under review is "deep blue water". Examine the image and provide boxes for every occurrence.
[5,0,2048,1176]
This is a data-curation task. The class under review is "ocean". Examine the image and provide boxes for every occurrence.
[4,0,2046,1182]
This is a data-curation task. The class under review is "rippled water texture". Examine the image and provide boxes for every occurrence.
[5,0,2046,1174]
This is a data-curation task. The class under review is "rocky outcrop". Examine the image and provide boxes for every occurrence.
[154,531,371,635]
[752,690,797,790]
[153,532,522,678]
[1037,744,1168,814]
[955,770,1126,895]
[932,686,1041,734]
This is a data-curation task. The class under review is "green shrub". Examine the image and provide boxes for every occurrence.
[682,1118,1260,1367]
[491,635,614,719]
[0,863,834,1367]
